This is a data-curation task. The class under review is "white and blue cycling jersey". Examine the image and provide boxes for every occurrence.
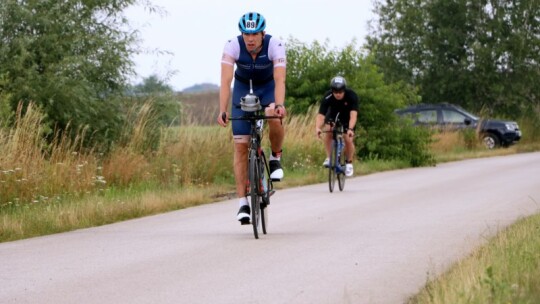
[221,34,286,135]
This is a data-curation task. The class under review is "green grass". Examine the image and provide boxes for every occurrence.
[0,183,230,242]
[408,213,540,304]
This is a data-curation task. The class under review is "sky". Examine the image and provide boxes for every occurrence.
[125,0,376,91]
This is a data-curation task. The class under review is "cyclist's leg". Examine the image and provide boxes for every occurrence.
[233,142,249,197]
[344,135,355,162]
[256,81,283,153]
[343,122,355,162]
[343,121,355,177]
[232,81,252,222]
[256,81,284,179]
[324,127,333,158]
[234,141,250,223]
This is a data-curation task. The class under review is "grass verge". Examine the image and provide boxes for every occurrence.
[0,183,234,242]
[408,212,540,304]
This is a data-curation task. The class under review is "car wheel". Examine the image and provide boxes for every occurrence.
[482,133,500,149]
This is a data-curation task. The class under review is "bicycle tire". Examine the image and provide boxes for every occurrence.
[260,152,269,235]
[249,149,261,239]
[337,138,346,191]
[328,141,337,193]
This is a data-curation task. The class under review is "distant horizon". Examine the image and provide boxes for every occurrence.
[180,82,219,93]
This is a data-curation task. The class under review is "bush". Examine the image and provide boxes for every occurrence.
[361,119,435,167]
[286,39,433,166]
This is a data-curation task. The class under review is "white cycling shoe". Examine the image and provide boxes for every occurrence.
[322,158,330,168]
[345,163,353,177]
[269,160,284,180]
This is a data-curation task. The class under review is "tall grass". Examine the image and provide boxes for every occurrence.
[0,103,100,205]
[0,102,328,240]
[1,100,539,242]
[409,212,540,303]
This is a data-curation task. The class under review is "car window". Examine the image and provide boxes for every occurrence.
[442,110,467,124]
[416,110,437,123]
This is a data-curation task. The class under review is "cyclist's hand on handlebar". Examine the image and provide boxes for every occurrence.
[274,104,286,117]
[217,111,228,127]
[347,129,354,138]
[316,127,322,139]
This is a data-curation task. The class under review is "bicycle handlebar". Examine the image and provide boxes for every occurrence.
[228,115,282,121]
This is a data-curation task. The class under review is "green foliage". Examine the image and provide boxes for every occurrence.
[362,119,435,167]
[128,75,182,127]
[460,128,479,150]
[0,0,141,147]
[286,39,433,166]
[285,39,340,114]
[369,0,540,119]
[0,74,13,125]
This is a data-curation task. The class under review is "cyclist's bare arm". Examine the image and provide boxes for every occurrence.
[273,66,286,117]
[218,60,234,126]
[315,113,326,138]
[347,110,358,137]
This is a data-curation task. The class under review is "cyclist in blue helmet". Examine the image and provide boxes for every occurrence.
[217,12,287,224]
[238,12,266,34]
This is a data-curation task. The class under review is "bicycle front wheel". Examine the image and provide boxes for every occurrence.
[260,152,269,235]
[328,141,337,193]
[337,138,346,191]
[249,149,261,239]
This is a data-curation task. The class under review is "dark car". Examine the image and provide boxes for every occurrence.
[395,103,522,149]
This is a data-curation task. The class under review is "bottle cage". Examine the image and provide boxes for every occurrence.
[239,79,262,112]
[240,93,262,112]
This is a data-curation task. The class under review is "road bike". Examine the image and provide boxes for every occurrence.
[226,85,280,239]
[324,114,346,193]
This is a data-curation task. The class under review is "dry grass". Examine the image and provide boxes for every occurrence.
[0,103,100,204]
[1,100,538,242]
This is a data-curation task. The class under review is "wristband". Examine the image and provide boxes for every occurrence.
[275,104,284,109]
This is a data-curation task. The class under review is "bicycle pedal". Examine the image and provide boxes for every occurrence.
[239,218,250,225]
[271,178,281,182]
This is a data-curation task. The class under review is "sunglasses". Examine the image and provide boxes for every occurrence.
[332,89,344,94]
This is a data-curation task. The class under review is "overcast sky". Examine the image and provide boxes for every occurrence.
[125,0,376,91]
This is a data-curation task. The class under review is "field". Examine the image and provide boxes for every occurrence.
[1,92,539,302]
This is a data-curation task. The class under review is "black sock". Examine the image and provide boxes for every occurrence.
[272,149,283,158]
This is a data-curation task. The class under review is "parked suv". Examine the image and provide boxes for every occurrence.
[395,103,522,149]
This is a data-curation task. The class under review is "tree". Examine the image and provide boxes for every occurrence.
[368,0,540,118]
[128,74,182,127]
[286,38,434,166]
[0,0,142,146]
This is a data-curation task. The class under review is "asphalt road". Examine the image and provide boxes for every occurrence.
[1,152,539,304]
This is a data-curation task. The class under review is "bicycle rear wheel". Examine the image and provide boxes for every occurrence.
[337,138,346,191]
[249,149,261,239]
[328,141,337,193]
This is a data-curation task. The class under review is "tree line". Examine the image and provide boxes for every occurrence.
[1,0,538,166]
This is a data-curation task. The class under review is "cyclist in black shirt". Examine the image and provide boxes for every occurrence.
[315,76,359,177]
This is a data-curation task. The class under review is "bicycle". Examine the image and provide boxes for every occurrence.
[323,113,346,193]
[225,85,280,239]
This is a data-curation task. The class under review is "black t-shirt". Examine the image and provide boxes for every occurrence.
[318,88,359,128]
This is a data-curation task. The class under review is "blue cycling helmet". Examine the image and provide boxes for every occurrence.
[238,12,266,34]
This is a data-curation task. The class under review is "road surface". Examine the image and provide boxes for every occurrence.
[1,152,539,304]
